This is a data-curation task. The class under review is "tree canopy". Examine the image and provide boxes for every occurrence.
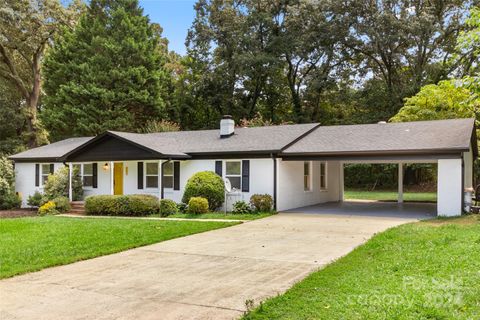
[41,0,170,141]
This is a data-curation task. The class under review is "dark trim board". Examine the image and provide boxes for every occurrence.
[280,152,464,162]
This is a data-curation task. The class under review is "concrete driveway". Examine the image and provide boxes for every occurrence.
[0,212,423,320]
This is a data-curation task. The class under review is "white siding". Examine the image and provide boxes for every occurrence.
[75,159,275,211]
[437,158,462,217]
[15,162,64,207]
[277,160,341,211]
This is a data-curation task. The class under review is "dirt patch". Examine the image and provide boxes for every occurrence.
[420,214,480,227]
[0,209,37,219]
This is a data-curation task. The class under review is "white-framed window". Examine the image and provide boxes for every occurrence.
[72,163,93,188]
[320,162,327,190]
[162,162,173,189]
[304,161,311,191]
[41,164,52,185]
[145,162,159,188]
[225,160,242,191]
[82,163,93,187]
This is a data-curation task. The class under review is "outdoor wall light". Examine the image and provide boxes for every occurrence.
[103,163,109,171]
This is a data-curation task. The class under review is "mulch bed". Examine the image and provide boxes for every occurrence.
[0,209,38,219]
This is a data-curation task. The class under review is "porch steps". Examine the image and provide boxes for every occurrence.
[67,201,85,215]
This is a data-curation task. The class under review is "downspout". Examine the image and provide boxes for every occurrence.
[161,159,171,200]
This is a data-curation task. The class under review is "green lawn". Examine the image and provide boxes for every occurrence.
[156,212,275,220]
[345,190,437,202]
[0,216,238,279]
[244,215,480,319]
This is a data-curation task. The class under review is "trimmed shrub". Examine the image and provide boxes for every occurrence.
[232,201,252,214]
[0,156,21,210]
[43,166,83,201]
[250,194,273,212]
[182,171,224,210]
[52,196,71,213]
[159,199,178,217]
[27,191,44,208]
[85,194,159,216]
[187,197,209,214]
[38,201,58,216]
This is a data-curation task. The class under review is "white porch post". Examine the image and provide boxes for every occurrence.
[158,160,162,199]
[438,159,462,217]
[339,161,344,202]
[110,161,114,195]
[398,163,403,203]
[68,163,73,202]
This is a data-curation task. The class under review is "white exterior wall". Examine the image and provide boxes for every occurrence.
[277,160,341,211]
[15,162,64,207]
[437,159,463,217]
[72,159,275,211]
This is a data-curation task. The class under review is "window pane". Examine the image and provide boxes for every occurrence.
[146,163,158,175]
[73,164,81,171]
[226,161,241,175]
[42,164,50,173]
[162,176,173,189]
[42,175,49,184]
[228,177,241,190]
[83,163,93,175]
[146,176,158,188]
[320,163,325,175]
[320,176,326,189]
[304,176,310,191]
[304,162,309,175]
[83,176,93,187]
[163,162,173,175]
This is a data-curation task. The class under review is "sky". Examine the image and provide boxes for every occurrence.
[139,0,197,55]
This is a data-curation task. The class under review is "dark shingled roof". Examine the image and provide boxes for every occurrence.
[281,118,476,156]
[136,123,319,154]
[8,118,476,161]
[9,137,94,161]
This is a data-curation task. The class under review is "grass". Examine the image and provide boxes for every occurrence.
[0,216,238,279]
[244,215,480,320]
[153,212,275,220]
[345,190,437,202]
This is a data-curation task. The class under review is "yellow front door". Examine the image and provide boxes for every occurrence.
[114,163,123,195]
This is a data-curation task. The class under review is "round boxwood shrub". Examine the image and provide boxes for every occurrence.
[159,199,178,217]
[182,171,224,210]
[187,197,209,214]
[250,194,273,212]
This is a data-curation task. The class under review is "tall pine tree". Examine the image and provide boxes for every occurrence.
[42,0,169,140]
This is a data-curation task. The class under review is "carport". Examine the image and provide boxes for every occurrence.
[277,118,477,217]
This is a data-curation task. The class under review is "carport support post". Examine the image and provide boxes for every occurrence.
[110,161,114,195]
[398,163,403,203]
[68,163,73,202]
[339,162,344,202]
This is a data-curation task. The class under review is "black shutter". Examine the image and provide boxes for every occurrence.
[137,162,143,189]
[215,161,222,176]
[35,164,39,187]
[49,164,54,174]
[173,161,180,190]
[242,160,250,192]
[92,163,98,188]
